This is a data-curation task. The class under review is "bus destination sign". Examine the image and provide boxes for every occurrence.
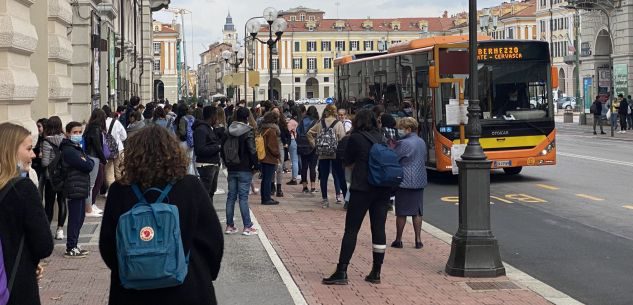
[477,46,523,61]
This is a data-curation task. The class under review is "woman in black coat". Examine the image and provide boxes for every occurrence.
[0,123,54,305]
[99,125,224,305]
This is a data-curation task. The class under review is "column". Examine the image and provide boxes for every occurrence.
[139,0,152,103]
[98,1,117,108]
[70,0,99,122]
[0,0,39,130]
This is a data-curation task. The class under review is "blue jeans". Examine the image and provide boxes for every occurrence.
[332,159,347,197]
[226,171,253,228]
[260,163,276,203]
[66,198,86,250]
[611,112,618,129]
[289,139,299,179]
[318,159,335,199]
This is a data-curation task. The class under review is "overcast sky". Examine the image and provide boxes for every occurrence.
[153,0,505,68]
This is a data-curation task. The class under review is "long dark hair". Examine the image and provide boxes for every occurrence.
[174,103,189,130]
[352,109,379,132]
[44,116,63,136]
[88,109,107,131]
[153,106,166,121]
[305,106,319,121]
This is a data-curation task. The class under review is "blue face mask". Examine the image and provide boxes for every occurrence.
[70,135,83,144]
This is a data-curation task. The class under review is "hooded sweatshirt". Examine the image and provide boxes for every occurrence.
[223,121,258,172]
[41,134,66,167]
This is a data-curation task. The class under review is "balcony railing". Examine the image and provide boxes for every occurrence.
[306,68,318,77]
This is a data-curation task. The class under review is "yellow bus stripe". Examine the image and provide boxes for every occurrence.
[536,184,559,190]
[576,194,605,201]
[453,135,547,149]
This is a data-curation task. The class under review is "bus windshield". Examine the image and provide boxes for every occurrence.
[479,61,550,121]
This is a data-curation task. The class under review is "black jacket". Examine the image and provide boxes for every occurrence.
[223,122,258,172]
[193,120,221,164]
[618,99,629,115]
[83,123,106,163]
[61,139,94,199]
[344,130,390,192]
[592,100,603,116]
[32,135,45,177]
[99,176,224,305]
[0,178,54,305]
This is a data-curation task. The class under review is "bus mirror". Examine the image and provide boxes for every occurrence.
[429,66,439,88]
[551,67,559,89]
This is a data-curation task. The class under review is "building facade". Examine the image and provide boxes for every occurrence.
[250,6,454,101]
[450,0,537,41]
[0,0,167,129]
[152,20,180,103]
[536,0,578,99]
[198,42,232,100]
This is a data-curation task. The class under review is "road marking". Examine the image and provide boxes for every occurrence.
[490,195,513,204]
[576,194,605,201]
[622,205,633,210]
[536,184,559,190]
[441,196,459,205]
[558,152,633,167]
[505,194,547,203]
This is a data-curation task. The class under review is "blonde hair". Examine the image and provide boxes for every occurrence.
[0,123,31,189]
[323,104,338,118]
[216,107,227,127]
[398,117,418,131]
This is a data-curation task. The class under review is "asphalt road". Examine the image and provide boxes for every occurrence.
[422,126,633,305]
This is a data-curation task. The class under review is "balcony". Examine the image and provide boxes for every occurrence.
[306,68,318,77]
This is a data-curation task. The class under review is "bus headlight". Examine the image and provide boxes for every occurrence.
[540,140,555,156]
[442,145,451,157]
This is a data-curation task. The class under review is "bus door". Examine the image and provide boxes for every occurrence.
[415,67,434,164]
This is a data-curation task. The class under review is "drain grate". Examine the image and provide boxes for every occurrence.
[296,209,315,213]
[466,281,520,291]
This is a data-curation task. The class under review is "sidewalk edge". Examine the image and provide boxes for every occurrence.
[420,222,584,305]
[251,211,308,305]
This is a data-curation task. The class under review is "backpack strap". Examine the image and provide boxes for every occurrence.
[329,120,340,129]
[108,118,116,135]
[131,184,147,204]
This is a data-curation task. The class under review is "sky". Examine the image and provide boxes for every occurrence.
[153,0,505,68]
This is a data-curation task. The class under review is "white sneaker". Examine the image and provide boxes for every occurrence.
[215,188,225,195]
[55,228,64,240]
[91,205,103,213]
[85,211,102,217]
[622,130,627,133]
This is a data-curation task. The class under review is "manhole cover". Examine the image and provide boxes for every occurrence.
[465,281,520,291]
[296,209,314,213]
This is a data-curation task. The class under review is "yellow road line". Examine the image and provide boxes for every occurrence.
[536,184,559,190]
[576,194,605,201]
[623,205,633,210]
[491,196,513,204]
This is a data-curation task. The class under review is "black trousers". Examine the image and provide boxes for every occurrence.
[44,179,67,228]
[197,165,219,203]
[300,152,318,184]
[620,114,628,131]
[338,189,391,265]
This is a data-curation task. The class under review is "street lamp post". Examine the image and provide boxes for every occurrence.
[247,7,287,102]
[445,0,506,278]
[222,44,245,102]
[244,16,263,107]
[562,4,583,124]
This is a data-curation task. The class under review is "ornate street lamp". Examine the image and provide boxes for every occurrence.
[445,0,505,278]
[222,44,245,102]
[248,7,288,102]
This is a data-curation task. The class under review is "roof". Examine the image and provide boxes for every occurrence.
[279,6,325,14]
[260,17,455,33]
[449,0,535,29]
[155,24,178,33]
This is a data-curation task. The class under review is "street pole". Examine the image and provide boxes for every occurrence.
[606,11,614,137]
[445,0,506,278]
[574,11,583,124]
[268,24,274,102]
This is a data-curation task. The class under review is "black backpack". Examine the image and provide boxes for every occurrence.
[222,132,241,167]
[336,134,350,160]
[45,140,65,192]
[296,119,318,155]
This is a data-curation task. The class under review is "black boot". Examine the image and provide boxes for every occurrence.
[276,184,284,197]
[271,182,276,193]
[322,263,348,285]
[364,263,382,284]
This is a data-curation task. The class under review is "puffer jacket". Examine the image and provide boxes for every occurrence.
[60,139,94,199]
[41,134,65,168]
[394,132,428,189]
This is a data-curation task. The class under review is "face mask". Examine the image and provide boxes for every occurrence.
[70,135,83,144]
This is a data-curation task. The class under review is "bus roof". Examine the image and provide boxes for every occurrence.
[387,34,492,53]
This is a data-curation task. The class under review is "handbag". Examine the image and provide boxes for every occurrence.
[606,108,612,120]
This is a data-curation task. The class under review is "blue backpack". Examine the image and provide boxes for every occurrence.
[361,132,403,188]
[116,183,189,290]
[184,116,195,148]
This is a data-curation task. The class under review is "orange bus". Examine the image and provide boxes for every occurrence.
[334,36,557,175]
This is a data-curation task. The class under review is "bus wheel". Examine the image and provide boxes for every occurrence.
[503,167,523,175]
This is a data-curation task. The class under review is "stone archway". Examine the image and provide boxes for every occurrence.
[559,68,566,93]
[306,77,319,99]
[154,80,165,100]
[270,78,281,101]
[594,29,612,56]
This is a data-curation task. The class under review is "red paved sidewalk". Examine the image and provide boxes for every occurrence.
[250,181,554,305]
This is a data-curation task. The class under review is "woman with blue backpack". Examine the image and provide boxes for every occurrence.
[99,125,224,305]
[322,109,396,285]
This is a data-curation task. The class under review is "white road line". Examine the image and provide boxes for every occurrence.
[558,152,633,167]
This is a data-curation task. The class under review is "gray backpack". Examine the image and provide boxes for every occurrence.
[315,120,339,156]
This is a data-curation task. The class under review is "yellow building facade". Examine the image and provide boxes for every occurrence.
[250,7,454,101]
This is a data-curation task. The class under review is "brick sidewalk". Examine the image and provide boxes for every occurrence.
[250,180,554,305]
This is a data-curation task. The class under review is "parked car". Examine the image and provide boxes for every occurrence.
[556,96,577,110]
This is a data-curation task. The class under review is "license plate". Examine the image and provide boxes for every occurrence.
[494,160,512,167]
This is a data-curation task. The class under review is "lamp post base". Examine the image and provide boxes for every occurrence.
[445,159,505,278]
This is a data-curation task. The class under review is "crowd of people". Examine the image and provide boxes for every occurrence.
[0,95,429,304]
